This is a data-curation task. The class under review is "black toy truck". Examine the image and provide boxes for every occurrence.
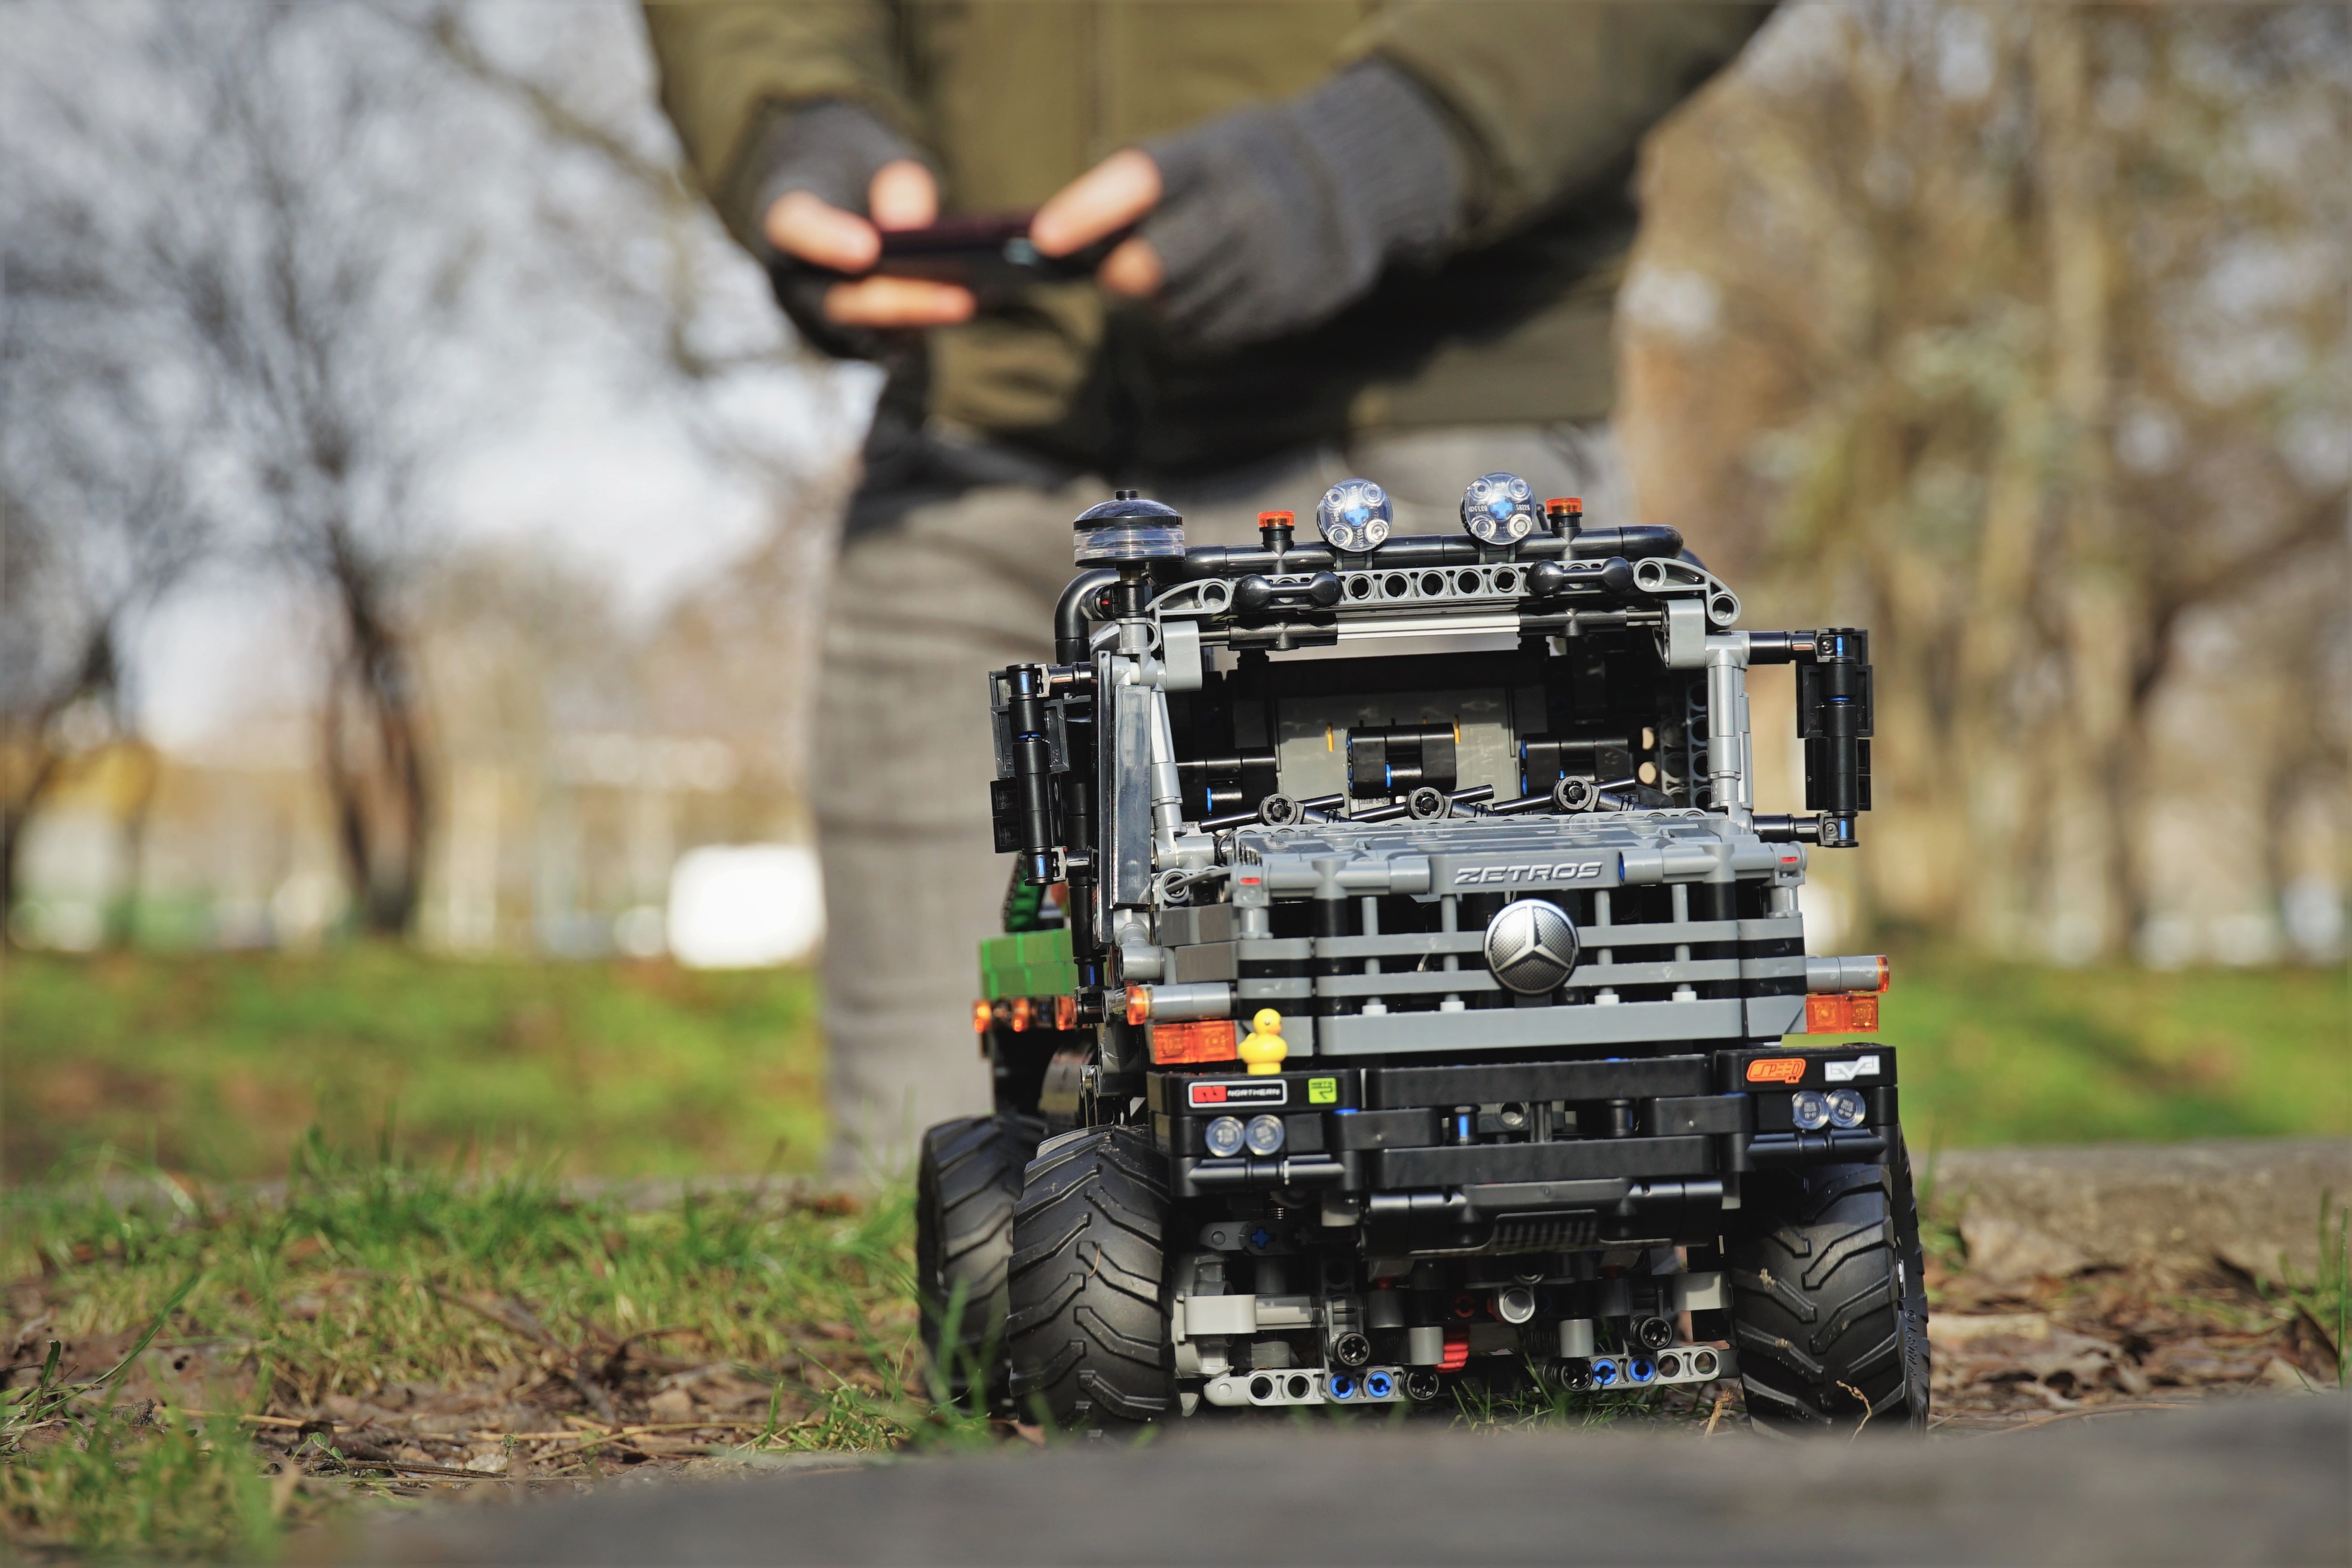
[919,476,1928,1432]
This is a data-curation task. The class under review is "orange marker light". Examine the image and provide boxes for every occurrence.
[1149,1019,1241,1065]
[1125,988,1151,1027]
[1745,1057,1808,1085]
[1805,994,1881,1033]
[1054,993,1079,1031]
[1010,996,1033,1033]
[972,1000,992,1035]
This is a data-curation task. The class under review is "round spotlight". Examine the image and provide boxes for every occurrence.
[1460,471,1538,547]
[1314,477,1392,555]
[1791,1089,1832,1131]
[1243,1113,1287,1157]
[1203,1115,1246,1158]
[1826,1087,1869,1129]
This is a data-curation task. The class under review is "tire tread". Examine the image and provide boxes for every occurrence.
[1728,1132,1931,1432]
[1004,1124,1173,1426]
[915,1113,1041,1414]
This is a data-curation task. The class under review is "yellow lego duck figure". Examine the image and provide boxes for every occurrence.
[1237,1009,1288,1076]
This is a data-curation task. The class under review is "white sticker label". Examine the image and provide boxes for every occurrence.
[1824,1055,1881,1083]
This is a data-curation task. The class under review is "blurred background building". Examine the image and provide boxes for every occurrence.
[4,1,2344,971]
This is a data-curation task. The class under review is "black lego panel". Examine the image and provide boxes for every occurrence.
[1326,1107,1442,1151]
[1365,1056,1711,1109]
[1373,1134,1714,1188]
[1648,1095,1750,1135]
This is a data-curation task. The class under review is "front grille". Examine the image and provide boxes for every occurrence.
[1490,1212,1600,1252]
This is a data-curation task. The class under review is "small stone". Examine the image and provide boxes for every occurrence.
[2258,1357,2314,1392]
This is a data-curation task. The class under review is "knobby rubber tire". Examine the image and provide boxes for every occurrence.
[915,1113,1042,1415]
[1727,1131,1931,1433]
[1004,1123,1174,1428]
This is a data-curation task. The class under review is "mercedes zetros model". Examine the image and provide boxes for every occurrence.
[917,474,1928,1433]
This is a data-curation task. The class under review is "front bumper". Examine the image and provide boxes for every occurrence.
[1149,1045,1897,1246]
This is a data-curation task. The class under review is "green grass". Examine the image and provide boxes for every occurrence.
[2,950,824,1182]
[1875,946,2347,1148]
[2,1407,287,1563]
[1,1138,952,1560]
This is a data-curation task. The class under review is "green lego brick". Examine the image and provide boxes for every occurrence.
[979,927,1076,1000]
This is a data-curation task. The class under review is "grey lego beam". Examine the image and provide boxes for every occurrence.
[1563,959,1744,987]
[1319,970,1503,998]
[1315,999,1750,1055]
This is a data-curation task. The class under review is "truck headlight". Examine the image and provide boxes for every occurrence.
[1790,1089,1832,1131]
[1315,477,1392,555]
[1204,1116,1245,1158]
[1826,1087,1868,1129]
[1460,471,1537,547]
[1244,1114,1287,1156]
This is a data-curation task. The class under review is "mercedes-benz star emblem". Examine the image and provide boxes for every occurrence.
[1482,899,1581,995]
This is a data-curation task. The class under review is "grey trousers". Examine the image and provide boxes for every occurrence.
[813,424,1632,1180]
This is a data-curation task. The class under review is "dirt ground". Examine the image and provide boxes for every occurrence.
[1919,1253,2341,1433]
[26,1258,2328,1511]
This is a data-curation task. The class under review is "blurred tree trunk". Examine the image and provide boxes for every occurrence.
[322,555,433,937]
[0,630,118,943]
[2034,7,2140,957]
[106,739,163,948]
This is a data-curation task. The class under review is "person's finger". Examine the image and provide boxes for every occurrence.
[1098,235,1164,298]
[823,276,975,327]
[1031,148,1161,257]
[765,191,879,272]
[868,160,938,231]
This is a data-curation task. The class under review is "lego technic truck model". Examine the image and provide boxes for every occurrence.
[916,476,1929,1434]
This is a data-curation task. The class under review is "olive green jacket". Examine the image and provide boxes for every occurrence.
[644,1,1768,474]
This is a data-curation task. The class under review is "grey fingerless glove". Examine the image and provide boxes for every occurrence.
[745,99,923,234]
[1139,60,1463,353]
[742,100,926,360]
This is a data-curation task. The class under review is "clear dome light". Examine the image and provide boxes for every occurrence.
[1315,477,1392,555]
[1460,471,1537,546]
[1243,1114,1287,1156]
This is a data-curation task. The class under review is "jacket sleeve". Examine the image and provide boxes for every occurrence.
[640,2,920,247]
[1343,2,1773,244]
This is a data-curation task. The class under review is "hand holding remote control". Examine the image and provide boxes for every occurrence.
[764,161,976,327]
[764,152,1160,328]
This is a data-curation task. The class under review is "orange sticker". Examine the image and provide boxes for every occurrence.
[1745,1057,1808,1085]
